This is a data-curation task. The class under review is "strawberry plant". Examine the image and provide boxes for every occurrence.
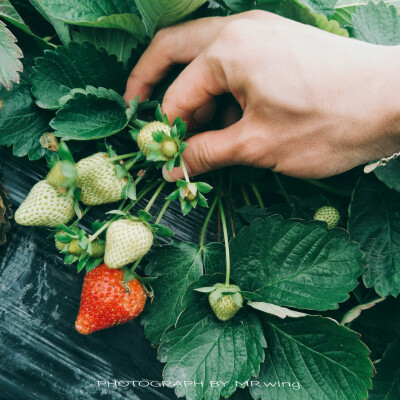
[1,1,400,399]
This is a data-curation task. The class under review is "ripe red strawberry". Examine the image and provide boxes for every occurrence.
[75,264,146,335]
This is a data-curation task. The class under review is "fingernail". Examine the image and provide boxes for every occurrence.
[162,165,175,182]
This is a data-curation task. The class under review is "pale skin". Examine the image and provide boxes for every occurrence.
[124,10,400,181]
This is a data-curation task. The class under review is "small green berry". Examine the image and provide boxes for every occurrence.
[161,140,179,158]
[313,206,340,229]
[46,162,65,189]
[209,284,243,321]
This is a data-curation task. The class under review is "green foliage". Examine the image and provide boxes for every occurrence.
[369,340,400,399]
[0,75,50,159]
[348,175,400,297]
[0,20,22,90]
[353,1,400,44]
[51,88,130,140]
[141,242,204,344]
[34,0,146,41]
[2,1,400,399]
[252,316,373,400]
[31,42,126,109]
[71,27,138,66]
[374,158,400,192]
[159,278,266,400]
[135,0,208,37]
[229,217,363,310]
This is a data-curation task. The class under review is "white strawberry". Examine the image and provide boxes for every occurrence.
[104,220,153,269]
[137,121,171,156]
[76,152,127,205]
[15,180,75,227]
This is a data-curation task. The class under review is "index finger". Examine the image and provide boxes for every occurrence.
[124,17,228,104]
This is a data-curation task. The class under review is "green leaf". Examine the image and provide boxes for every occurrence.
[138,209,152,222]
[203,242,226,274]
[31,42,126,109]
[135,0,208,37]
[373,158,400,192]
[51,91,129,141]
[0,20,22,90]
[219,0,256,12]
[348,175,400,297]
[0,79,50,159]
[0,0,33,35]
[251,315,373,400]
[334,0,400,27]
[229,216,363,311]
[238,205,273,223]
[71,26,137,67]
[151,224,173,238]
[28,0,71,45]
[34,0,146,41]
[352,1,400,44]
[140,242,204,345]
[159,279,266,400]
[369,340,400,400]
[279,0,349,37]
[294,0,338,15]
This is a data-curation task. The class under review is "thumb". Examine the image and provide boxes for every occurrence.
[162,120,245,181]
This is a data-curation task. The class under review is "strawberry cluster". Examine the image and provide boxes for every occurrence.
[14,105,214,335]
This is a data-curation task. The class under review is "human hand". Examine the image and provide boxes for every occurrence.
[124,10,400,180]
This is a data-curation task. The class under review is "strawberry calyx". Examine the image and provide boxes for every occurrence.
[130,105,187,170]
[196,283,244,322]
[55,224,105,272]
[46,142,78,198]
[167,180,213,215]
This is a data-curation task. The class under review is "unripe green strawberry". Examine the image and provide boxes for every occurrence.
[55,230,66,251]
[76,153,127,205]
[137,121,171,156]
[15,180,75,227]
[46,162,65,188]
[161,140,179,158]
[313,206,340,229]
[68,239,85,256]
[104,220,153,269]
[89,241,105,258]
[209,284,243,321]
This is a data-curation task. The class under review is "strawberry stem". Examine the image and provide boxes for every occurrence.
[274,173,293,206]
[179,154,191,183]
[130,257,142,273]
[144,181,166,213]
[218,194,230,286]
[155,200,171,224]
[250,182,265,208]
[108,152,138,163]
[241,184,251,206]
[199,196,218,248]
[302,178,352,197]
[124,153,142,171]
[89,180,159,242]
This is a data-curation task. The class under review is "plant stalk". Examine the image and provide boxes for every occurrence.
[218,195,231,286]
[199,196,218,248]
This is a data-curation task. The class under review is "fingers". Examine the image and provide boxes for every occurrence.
[161,51,228,126]
[162,119,246,181]
[124,17,227,103]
